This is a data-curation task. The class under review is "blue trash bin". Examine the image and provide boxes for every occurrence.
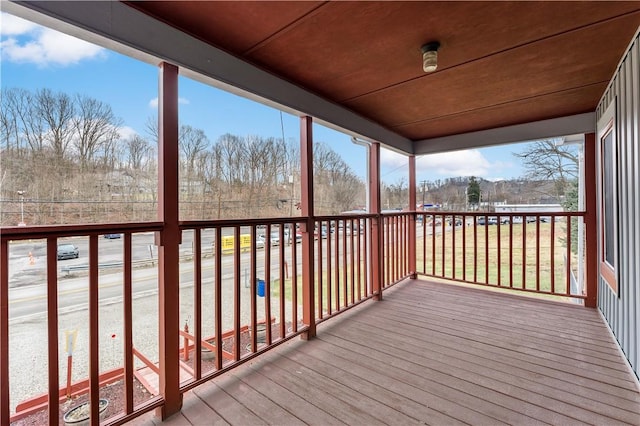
[257,279,265,297]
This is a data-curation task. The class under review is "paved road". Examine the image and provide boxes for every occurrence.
[6,224,457,321]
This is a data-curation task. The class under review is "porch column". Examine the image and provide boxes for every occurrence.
[369,142,383,300]
[583,132,598,308]
[408,155,417,279]
[156,62,182,417]
[300,116,316,339]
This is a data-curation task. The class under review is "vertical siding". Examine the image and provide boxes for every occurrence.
[596,31,640,380]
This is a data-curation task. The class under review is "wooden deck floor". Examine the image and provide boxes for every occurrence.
[130,279,640,425]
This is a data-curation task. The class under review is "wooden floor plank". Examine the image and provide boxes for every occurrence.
[132,279,640,426]
[232,364,346,426]
[291,341,482,426]
[213,371,304,425]
[360,303,639,391]
[191,380,268,425]
[180,390,230,426]
[344,314,640,419]
[323,322,636,425]
[249,353,392,426]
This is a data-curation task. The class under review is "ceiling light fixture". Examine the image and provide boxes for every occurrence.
[421,41,440,73]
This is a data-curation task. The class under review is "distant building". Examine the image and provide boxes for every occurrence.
[494,204,563,214]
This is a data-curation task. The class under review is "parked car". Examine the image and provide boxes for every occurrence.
[477,217,498,225]
[104,233,121,239]
[269,231,280,246]
[255,235,266,249]
[57,244,79,260]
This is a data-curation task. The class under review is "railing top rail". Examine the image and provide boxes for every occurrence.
[179,217,306,229]
[314,213,377,221]
[0,221,164,241]
[415,211,586,217]
[380,211,413,217]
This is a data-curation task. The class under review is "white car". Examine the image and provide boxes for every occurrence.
[255,235,266,249]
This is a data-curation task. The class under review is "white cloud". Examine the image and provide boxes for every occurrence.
[117,126,138,141]
[416,150,494,177]
[0,13,38,35]
[378,148,513,180]
[0,13,105,67]
[148,97,191,109]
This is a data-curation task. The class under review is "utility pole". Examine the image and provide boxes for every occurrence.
[420,180,428,209]
[17,190,25,226]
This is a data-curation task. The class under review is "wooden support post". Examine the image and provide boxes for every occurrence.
[408,155,417,279]
[300,116,316,339]
[1,239,9,426]
[46,238,59,425]
[584,132,598,308]
[369,142,383,300]
[156,62,183,417]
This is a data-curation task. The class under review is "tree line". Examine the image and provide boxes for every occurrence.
[0,87,365,225]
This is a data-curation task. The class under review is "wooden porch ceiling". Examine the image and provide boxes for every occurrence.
[131,280,640,425]
[5,1,639,154]
[125,1,640,153]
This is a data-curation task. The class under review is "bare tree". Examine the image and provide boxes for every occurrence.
[10,88,47,155]
[73,94,121,170]
[125,134,153,170]
[36,88,75,161]
[0,89,20,155]
[513,139,579,200]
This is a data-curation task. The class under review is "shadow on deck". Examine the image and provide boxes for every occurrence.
[131,279,640,425]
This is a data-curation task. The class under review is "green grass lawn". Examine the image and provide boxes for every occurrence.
[416,221,580,294]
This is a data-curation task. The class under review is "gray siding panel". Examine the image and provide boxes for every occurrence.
[597,32,640,380]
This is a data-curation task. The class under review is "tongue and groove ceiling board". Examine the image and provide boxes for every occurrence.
[123,1,640,151]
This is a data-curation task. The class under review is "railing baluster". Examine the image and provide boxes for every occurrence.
[214,227,222,370]
[462,215,467,282]
[356,220,362,301]
[291,223,298,333]
[335,220,340,312]
[279,226,286,339]
[441,214,446,278]
[317,221,323,319]
[326,221,332,316]
[264,225,272,345]
[497,216,501,286]
[89,234,99,425]
[193,229,202,379]
[509,217,514,288]
[250,226,257,352]
[124,233,134,413]
[522,219,527,289]
[342,219,348,305]
[364,219,369,296]
[473,217,478,283]
[550,219,556,294]
[536,217,541,292]
[566,216,572,295]
[233,227,241,360]
[484,215,489,284]
[350,219,355,304]
[452,215,456,280]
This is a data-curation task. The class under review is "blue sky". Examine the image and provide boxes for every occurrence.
[1,12,526,185]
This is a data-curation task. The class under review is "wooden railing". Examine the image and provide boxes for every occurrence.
[313,215,377,323]
[381,212,413,288]
[0,211,591,425]
[416,212,588,300]
[1,223,165,425]
[176,218,309,394]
